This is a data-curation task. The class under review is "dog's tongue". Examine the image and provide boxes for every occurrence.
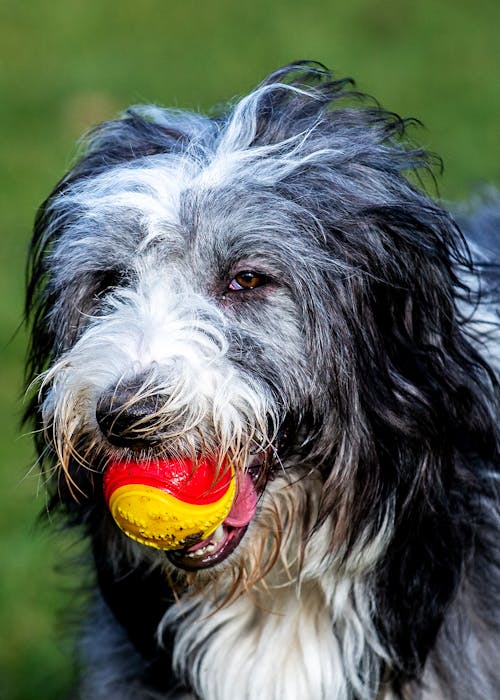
[224,470,258,527]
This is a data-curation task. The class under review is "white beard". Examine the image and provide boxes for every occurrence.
[159,475,393,700]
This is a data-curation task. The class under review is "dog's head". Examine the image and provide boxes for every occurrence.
[26,63,495,598]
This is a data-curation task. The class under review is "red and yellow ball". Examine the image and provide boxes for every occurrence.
[103,457,235,550]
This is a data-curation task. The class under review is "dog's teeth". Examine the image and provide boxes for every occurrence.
[212,525,225,543]
[186,541,217,558]
[186,528,225,558]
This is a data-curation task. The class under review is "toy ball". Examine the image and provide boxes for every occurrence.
[103,457,236,550]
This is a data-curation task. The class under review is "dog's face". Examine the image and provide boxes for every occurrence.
[38,158,330,572]
[27,63,482,589]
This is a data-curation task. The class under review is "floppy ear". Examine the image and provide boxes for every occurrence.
[322,202,498,682]
[25,108,213,500]
[26,102,217,379]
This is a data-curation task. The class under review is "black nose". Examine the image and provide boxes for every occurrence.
[96,383,164,449]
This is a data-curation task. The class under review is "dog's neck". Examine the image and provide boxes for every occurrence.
[160,564,385,699]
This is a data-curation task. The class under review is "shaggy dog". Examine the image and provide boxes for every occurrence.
[25,62,500,699]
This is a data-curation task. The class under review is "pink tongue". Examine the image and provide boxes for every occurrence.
[187,472,258,552]
[224,471,258,527]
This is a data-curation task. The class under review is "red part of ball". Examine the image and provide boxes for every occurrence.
[103,457,232,506]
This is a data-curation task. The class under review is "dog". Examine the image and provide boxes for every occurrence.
[25,62,500,699]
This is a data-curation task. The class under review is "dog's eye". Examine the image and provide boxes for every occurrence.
[228,271,268,291]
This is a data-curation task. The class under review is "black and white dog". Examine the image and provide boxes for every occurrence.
[26,62,500,699]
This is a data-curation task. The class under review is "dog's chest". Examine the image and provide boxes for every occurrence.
[164,575,383,700]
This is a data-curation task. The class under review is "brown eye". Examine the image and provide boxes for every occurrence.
[228,271,267,291]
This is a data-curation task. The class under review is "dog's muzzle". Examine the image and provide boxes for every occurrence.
[95,379,270,570]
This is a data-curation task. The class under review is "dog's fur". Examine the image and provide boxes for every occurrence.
[25,62,500,699]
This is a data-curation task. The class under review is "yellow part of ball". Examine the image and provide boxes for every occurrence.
[108,476,236,550]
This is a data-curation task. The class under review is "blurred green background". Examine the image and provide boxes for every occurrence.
[1,1,499,698]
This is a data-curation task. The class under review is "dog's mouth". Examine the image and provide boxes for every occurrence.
[168,464,261,571]
[104,451,271,571]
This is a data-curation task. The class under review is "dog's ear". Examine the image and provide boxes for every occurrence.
[24,107,209,467]
[26,106,214,372]
[320,203,498,682]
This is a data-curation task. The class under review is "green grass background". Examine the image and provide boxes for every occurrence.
[1,1,499,698]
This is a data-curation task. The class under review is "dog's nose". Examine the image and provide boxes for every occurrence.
[96,385,164,449]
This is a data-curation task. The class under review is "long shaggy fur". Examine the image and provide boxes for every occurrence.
[25,62,500,699]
